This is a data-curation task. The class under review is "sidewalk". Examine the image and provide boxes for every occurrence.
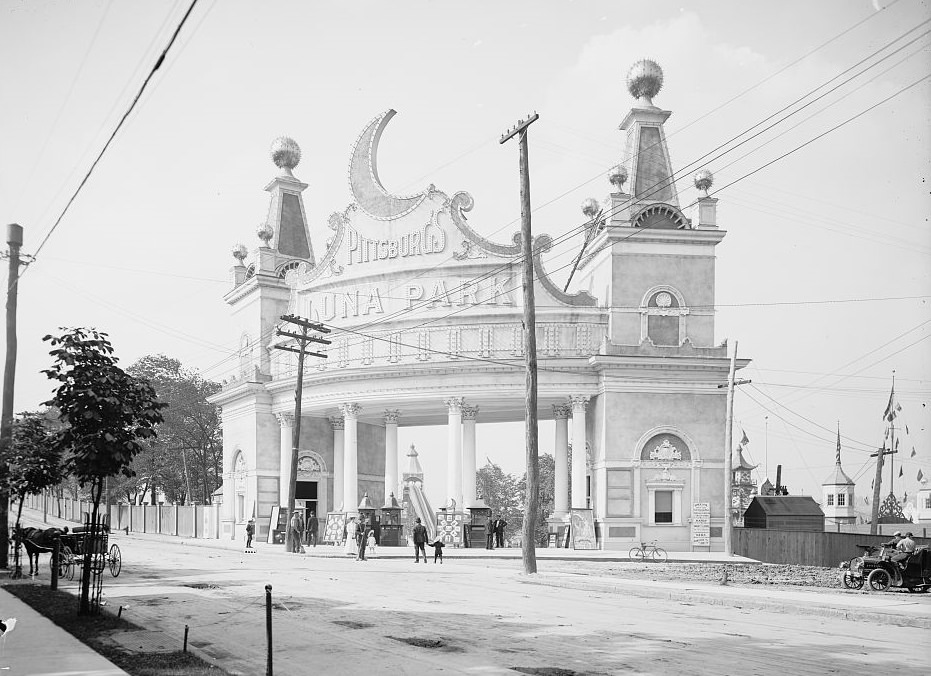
[0,585,128,676]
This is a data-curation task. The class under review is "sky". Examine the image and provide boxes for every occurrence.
[1,0,930,514]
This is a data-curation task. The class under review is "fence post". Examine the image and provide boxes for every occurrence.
[265,584,273,676]
[51,535,60,591]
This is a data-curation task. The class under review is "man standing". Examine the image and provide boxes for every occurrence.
[245,518,255,551]
[485,515,495,550]
[495,516,507,548]
[306,511,318,547]
[412,517,428,563]
[289,510,304,553]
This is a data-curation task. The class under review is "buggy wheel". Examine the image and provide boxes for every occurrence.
[842,572,864,590]
[60,546,74,581]
[108,544,121,577]
[867,568,892,592]
[651,547,668,563]
[628,547,645,561]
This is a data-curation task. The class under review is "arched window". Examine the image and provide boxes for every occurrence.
[640,434,692,463]
[233,452,247,523]
[640,286,689,347]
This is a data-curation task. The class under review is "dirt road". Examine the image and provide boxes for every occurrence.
[47,534,926,675]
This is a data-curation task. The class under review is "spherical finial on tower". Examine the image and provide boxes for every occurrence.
[256,222,274,246]
[693,168,714,196]
[232,243,248,263]
[581,198,600,219]
[626,60,664,106]
[608,164,628,190]
[270,136,301,174]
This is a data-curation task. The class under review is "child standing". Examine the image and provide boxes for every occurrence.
[367,531,377,558]
[429,539,444,564]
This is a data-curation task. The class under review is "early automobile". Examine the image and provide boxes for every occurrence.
[841,544,930,593]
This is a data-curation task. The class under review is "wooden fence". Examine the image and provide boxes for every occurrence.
[733,528,928,568]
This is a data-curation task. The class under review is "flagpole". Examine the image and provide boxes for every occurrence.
[889,371,895,497]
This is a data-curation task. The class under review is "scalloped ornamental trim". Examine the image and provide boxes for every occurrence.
[348,110,427,221]
[286,206,349,286]
[448,192,522,259]
[631,202,689,229]
[533,234,597,307]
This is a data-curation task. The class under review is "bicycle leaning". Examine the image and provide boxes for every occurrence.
[628,540,667,563]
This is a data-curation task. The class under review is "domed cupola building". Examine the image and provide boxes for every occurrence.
[209,60,748,551]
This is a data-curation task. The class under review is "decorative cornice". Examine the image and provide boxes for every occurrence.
[568,395,590,411]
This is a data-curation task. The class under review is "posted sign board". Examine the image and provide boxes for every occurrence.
[691,502,710,547]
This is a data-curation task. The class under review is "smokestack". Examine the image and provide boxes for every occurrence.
[775,465,782,494]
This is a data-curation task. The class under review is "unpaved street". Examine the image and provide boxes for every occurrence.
[55,534,931,675]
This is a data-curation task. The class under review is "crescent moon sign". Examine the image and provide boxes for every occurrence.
[349,109,427,220]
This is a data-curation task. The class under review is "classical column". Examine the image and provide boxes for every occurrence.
[569,395,589,509]
[329,416,345,511]
[384,410,400,504]
[276,413,294,508]
[552,404,570,517]
[461,405,479,508]
[445,397,464,509]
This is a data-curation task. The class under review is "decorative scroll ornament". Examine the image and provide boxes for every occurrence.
[297,454,323,474]
[650,439,682,461]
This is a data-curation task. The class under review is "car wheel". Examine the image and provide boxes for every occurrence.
[842,572,864,590]
[867,568,892,592]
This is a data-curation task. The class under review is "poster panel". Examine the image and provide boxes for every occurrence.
[435,512,463,545]
[691,502,710,547]
[569,508,597,550]
[323,512,347,545]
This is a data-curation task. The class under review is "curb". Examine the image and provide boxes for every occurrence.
[520,574,931,629]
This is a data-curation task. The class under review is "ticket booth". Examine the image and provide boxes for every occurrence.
[357,493,377,538]
[468,506,491,548]
[380,493,403,546]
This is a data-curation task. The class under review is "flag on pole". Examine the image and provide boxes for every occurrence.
[899,467,903,478]
[895,438,900,450]
[919,469,925,483]
[884,427,890,440]
[905,425,909,434]
[912,448,917,458]
[883,386,901,422]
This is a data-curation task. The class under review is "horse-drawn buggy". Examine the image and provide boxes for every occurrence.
[14,524,121,580]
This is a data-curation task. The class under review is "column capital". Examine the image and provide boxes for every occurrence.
[444,397,464,413]
[461,405,479,422]
[568,395,590,411]
[552,404,571,420]
[339,403,362,419]
[328,415,345,430]
[276,412,295,427]
[384,409,401,425]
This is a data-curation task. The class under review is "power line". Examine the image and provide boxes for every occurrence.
[20,0,201,281]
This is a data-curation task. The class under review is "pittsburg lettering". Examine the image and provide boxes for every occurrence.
[303,277,514,321]
[346,224,445,264]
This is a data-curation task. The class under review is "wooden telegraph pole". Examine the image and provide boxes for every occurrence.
[869,445,896,534]
[719,341,750,557]
[1,223,29,569]
[273,314,330,552]
[501,112,540,575]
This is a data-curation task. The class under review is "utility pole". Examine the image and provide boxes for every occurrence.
[869,445,896,534]
[501,112,540,575]
[273,314,330,552]
[1,224,30,569]
[719,341,750,557]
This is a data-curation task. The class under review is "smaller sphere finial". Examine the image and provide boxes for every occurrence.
[581,198,600,219]
[693,169,714,196]
[232,243,248,263]
[270,137,301,175]
[608,164,628,190]
[257,223,274,246]
[626,60,664,106]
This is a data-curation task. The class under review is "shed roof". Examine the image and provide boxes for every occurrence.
[748,496,824,517]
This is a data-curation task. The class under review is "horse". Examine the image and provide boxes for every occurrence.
[11,526,67,576]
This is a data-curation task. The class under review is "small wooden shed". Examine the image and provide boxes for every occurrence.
[742,496,825,531]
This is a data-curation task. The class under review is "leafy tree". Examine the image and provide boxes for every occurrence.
[43,328,166,614]
[3,410,65,575]
[476,460,523,542]
[127,355,222,505]
[520,453,555,546]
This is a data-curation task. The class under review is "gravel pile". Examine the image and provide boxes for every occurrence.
[551,561,843,590]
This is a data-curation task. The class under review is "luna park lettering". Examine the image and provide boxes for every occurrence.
[303,277,515,321]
